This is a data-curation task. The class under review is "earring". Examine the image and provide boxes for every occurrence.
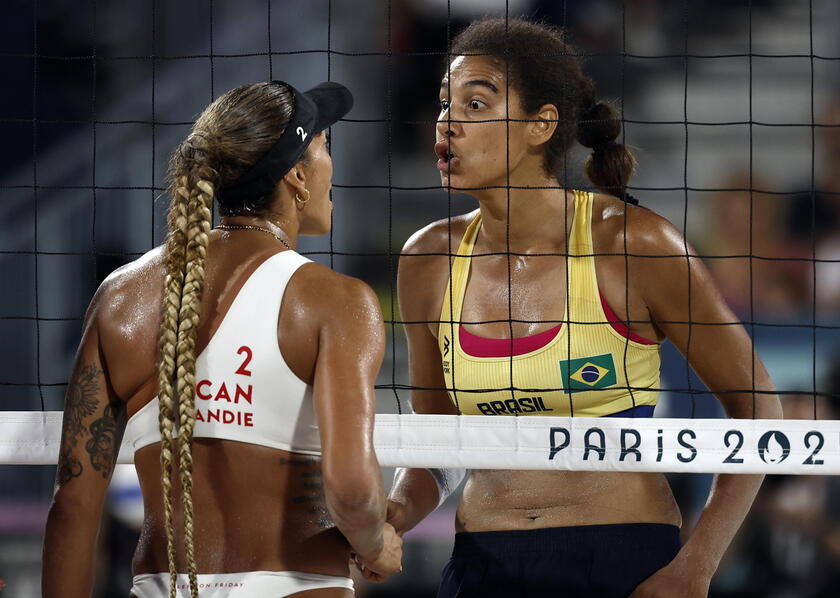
[295,188,311,206]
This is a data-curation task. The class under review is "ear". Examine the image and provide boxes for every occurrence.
[527,104,559,148]
[282,162,308,197]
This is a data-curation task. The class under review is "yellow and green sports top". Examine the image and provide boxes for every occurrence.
[437,190,661,418]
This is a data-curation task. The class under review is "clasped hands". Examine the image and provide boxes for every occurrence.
[351,501,408,583]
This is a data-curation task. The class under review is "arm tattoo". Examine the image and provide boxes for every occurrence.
[57,363,126,483]
[63,365,102,442]
[57,364,103,484]
[57,451,82,485]
[86,400,127,478]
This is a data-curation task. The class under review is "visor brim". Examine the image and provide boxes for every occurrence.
[304,81,354,134]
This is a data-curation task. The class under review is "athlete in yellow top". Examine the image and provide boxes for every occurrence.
[387,17,783,598]
[438,189,660,419]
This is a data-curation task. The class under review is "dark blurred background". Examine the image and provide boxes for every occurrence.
[1,0,840,596]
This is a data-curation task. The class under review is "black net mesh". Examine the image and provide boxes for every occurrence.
[1,1,839,444]
[3,2,840,597]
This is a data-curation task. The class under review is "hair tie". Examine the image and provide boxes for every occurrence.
[592,140,619,156]
[580,97,600,119]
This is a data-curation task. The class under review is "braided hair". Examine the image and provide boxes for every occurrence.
[450,18,638,204]
[157,81,294,598]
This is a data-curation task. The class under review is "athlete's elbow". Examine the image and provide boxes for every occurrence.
[50,484,105,520]
[325,477,380,511]
[325,492,384,535]
[323,469,384,525]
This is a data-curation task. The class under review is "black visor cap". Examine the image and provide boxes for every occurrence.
[305,81,354,134]
[216,80,353,205]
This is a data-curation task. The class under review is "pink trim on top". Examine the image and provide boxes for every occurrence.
[459,324,562,358]
[454,195,654,358]
[457,294,655,358]
[598,293,657,345]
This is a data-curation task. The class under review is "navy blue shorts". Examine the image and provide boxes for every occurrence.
[436,523,681,598]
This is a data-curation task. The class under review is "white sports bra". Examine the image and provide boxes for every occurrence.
[125,250,321,455]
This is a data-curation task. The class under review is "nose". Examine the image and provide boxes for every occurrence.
[436,107,459,138]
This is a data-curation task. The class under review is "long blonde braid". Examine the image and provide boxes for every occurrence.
[156,82,295,598]
[174,169,215,598]
[157,177,190,597]
[157,140,218,598]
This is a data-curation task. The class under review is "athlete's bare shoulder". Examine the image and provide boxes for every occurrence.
[399,210,478,286]
[103,246,166,288]
[276,258,384,385]
[401,210,479,257]
[397,211,477,322]
[590,193,688,257]
[77,247,167,400]
[86,247,166,326]
[285,259,381,326]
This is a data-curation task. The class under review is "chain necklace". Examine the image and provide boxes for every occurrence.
[216,224,292,249]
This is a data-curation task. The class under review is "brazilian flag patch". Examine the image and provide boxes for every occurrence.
[559,353,617,392]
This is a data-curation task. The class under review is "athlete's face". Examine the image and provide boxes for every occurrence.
[436,56,533,191]
[298,131,333,235]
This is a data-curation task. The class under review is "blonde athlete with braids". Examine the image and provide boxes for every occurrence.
[43,80,402,598]
[387,18,782,598]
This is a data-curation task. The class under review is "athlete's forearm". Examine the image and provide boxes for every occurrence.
[677,472,763,576]
[678,389,780,576]
[324,458,387,557]
[387,468,441,534]
[42,498,99,598]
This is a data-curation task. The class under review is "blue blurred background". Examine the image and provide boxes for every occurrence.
[1,0,840,596]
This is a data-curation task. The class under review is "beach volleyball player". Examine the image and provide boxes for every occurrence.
[388,18,782,598]
[43,80,401,597]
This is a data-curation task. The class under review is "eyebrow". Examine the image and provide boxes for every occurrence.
[439,79,499,94]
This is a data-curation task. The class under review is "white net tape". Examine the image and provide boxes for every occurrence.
[2,412,838,474]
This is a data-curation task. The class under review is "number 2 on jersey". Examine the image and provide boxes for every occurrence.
[236,346,253,376]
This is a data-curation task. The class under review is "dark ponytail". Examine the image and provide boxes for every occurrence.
[576,100,638,204]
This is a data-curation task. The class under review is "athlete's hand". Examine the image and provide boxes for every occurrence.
[628,556,712,598]
[385,499,409,536]
[355,523,403,583]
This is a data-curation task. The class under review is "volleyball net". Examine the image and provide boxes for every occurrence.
[1,0,840,477]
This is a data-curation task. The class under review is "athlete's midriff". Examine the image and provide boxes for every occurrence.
[456,469,681,533]
[131,440,351,578]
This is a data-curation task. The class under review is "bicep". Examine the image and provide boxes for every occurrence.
[641,237,779,418]
[55,317,127,504]
[312,283,385,466]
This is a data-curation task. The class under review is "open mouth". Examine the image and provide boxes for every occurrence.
[434,141,459,172]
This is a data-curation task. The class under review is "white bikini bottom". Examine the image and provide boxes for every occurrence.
[130,571,354,597]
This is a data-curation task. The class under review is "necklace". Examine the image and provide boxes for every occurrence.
[216,224,291,249]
